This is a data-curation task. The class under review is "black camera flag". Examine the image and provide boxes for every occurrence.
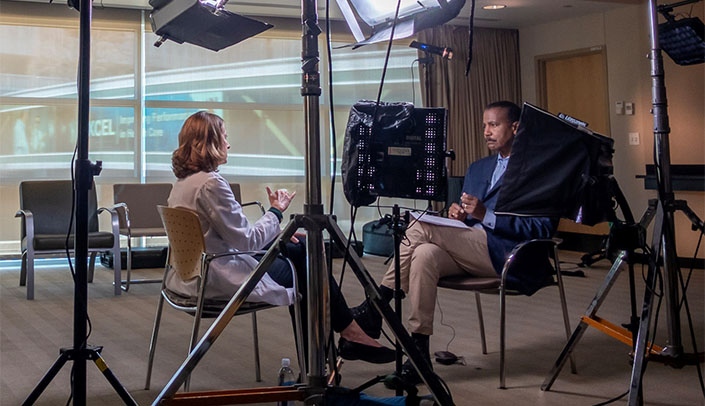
[495,103,615,226]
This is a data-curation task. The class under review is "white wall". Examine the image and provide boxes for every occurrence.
[519,3,705,259]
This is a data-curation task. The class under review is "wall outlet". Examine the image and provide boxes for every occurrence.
[629,132,640,145]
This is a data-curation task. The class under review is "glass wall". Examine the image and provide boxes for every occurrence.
[0,3,423,252]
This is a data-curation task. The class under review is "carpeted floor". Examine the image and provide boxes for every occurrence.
[1,251,703,405]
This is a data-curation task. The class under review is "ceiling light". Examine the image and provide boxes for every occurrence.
[482,4,506,10]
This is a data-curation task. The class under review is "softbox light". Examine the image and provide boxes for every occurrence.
[335,0,466,47]
[342,101,448,207]
[495,103,615,226]
[149,0,273,51]
[658,16,705,66]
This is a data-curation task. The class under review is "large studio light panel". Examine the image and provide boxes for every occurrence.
[659,16,705,66]
[148,0,273,51]
[342,101,448,207]
[336,0,465,46]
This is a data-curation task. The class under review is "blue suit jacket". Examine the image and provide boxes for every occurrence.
[461,155,559,292]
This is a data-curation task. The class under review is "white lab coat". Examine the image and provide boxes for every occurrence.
[166,171,295,306]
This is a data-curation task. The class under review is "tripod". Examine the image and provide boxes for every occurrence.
[151,1,453,404]
[377,205,418,397]
[151,214,453,405]
[23,1,135,405]
[543,2,705,403]
[541,193,704,402]
[541,179,661,391]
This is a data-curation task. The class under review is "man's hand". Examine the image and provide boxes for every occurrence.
[460,193,486,221]
[448,202,467,221]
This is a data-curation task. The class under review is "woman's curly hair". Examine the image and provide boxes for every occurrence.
[171,111,228,179]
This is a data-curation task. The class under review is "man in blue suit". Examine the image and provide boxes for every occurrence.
[352,101,559,385]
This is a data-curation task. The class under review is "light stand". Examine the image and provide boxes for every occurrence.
[23,0,136,405]
[151,1,454,404]
[628,1,704,403]
[542,1,704,403]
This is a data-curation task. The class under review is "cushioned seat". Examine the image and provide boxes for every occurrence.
[16,180,122,300]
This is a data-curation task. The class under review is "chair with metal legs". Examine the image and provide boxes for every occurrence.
[437,238,576,388]
[16,180,122,300]
[145,205,304,391]
[112,183,172,291]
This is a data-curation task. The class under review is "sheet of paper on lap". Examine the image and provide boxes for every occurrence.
[409,211,470,229]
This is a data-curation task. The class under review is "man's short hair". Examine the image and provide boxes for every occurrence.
[485,101,521,123]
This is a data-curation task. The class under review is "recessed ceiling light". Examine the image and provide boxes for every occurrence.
[482,4,507,10]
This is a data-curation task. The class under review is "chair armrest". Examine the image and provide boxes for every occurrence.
[98,206,122,240]
[203,250,289,279]
[202,249,299,303]
[242,201,265,215]
[500,238,560,296]
[15,209,34,242]
[111,202,131,237]
[206,250,267,263]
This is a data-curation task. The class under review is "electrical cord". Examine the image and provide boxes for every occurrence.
[325,0,337,215]
[435,297,457,355]
[69,145,93,347]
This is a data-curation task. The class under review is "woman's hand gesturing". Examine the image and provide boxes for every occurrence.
[266,186,296,212]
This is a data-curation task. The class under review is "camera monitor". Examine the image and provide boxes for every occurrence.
[342,101,448,207]
[495,103,615,226]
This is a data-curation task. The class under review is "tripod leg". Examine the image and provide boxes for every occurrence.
[24,347,136,406]
[326,217,454,406]
[88,348,138,405]
[627,205,666,406]
[542,251,628,391]
[23,350,71,406]
[627,259,658,406]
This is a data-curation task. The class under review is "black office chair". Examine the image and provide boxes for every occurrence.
[437,238,577,388]
[16,180,122,300]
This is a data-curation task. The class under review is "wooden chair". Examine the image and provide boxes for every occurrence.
[112,183,172,291]
[145,206,304,391]
[16,180,122,300]
[437,238,576,388]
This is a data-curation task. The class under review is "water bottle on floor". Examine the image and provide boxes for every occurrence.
[277,357,296,406]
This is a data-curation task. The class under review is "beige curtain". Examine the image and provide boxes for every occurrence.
[418,26,521,177]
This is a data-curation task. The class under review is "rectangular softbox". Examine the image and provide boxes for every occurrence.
[495,103,615,226]
[149,0,273,51]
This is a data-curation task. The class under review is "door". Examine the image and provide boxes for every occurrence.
[537,47,611,247]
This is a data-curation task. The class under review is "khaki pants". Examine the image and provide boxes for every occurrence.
[381,220,496,335]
